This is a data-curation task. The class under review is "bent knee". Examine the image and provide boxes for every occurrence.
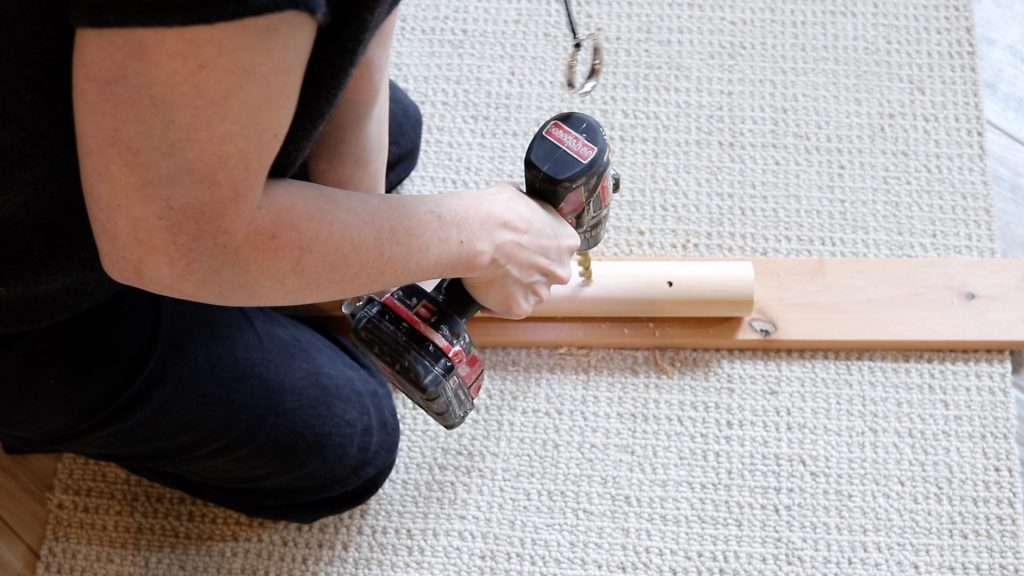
[262,399,400,523]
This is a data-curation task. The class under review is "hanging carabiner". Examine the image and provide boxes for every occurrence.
[562,0,602,97]
[567,32,602,97]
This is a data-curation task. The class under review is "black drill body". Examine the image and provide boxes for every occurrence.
[349,112,618,429]
[524,113,615,251]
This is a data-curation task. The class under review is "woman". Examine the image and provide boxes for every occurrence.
[0,1,578,523]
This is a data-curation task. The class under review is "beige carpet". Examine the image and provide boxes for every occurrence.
[38,1,1024,574]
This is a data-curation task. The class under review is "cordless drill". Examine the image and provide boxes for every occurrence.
[347,112,619,429]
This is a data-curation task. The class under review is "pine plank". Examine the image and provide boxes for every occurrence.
[469,258,1024,349]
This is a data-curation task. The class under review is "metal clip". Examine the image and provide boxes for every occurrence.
[562,0,602,97]
[567,32,603,97]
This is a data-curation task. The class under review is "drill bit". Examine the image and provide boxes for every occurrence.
[577,250,593,284]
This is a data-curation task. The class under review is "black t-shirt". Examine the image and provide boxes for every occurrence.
[0,0,399,333]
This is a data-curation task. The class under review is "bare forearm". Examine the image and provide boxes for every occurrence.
[132,178,485,306]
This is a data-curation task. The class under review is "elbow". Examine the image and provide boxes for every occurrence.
[96,243,146,289]
[90,209,249,301]
[79,167,262,301]
[94,230,198,297]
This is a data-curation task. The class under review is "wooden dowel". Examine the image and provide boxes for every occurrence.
[530,260,754,317]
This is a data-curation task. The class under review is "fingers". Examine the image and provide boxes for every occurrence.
[539,255,573,286]
[459,182,583,318]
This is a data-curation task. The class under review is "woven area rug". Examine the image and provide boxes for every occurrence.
[38,1,1024,574]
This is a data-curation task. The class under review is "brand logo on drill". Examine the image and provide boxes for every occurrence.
[543,121,597,164]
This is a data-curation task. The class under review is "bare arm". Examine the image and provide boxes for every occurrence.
[73,11,577,318]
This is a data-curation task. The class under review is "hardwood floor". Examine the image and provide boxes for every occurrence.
[0,453,59,576]
[1,1,1022,574]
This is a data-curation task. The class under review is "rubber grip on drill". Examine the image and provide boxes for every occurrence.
[433,278,483,321]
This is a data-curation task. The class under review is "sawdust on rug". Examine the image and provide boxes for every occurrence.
[38,1,1024,574]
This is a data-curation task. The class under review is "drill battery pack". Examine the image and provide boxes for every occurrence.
[349,284,484,430]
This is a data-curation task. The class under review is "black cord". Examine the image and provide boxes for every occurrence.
[563,0,579,41]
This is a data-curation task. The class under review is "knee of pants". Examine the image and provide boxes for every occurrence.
[127,418,400,525]
[295,386,402,494]
[71,305,404,516]
[122,376,402,524]
[238,400,401,524]
[183,374,403,503]
[231,386,401,523]
[266,444,399,524]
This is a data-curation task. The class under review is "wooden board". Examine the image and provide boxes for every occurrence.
[469,258,1024,350]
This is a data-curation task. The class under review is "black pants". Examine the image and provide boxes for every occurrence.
[0,83,422,524]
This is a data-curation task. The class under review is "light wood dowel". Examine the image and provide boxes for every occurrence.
[288,260,755,319]
[530,260,754,317]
